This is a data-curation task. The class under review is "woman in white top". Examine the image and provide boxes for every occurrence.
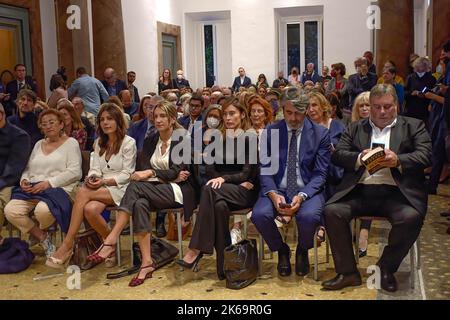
[47,103,136,268]
[88,100,196,287]
[4,109,82,258]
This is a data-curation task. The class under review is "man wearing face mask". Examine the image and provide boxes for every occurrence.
[404,56,437,122]
[348,57,378,109]
[174,70,191,91]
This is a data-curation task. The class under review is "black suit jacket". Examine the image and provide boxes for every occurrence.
[4,78,37,115]
[327,116,432,215]
[100,79,127,97]
[139,132,198,220]
[232,76,252,92]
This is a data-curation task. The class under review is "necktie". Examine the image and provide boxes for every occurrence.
[18,82,24,92]
[145,123,153,139]
[286,129,298,201]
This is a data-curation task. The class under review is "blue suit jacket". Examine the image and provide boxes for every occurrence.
[128,119,153,152]
[232,76,252,92]
[260,118,331,198]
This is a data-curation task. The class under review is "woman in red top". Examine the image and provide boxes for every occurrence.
[57,99,87,151]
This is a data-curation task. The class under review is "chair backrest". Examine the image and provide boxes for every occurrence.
[81,151,91,179]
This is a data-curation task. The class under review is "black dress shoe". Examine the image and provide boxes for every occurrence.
[359,249,367,258]
[440,212,450,217]
[295,247,310,276]
[322,273,362,290]
[156,222,167,238]
[277,243,291,277]
[380,268,398,292]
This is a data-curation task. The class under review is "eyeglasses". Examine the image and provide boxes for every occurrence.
[190,104,202,109]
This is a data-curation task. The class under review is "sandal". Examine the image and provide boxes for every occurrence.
[128,263,157,287]
[87,243,116,264]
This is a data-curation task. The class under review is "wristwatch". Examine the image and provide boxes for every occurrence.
[299,193,308,201]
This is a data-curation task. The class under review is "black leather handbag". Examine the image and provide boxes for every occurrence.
[107,237,179,280]
[223,239,259,290]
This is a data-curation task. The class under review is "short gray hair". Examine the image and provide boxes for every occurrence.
[281,87,309,113]
[412,56,432,72]
[369,84,398,106]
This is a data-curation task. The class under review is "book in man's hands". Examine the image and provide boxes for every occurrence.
[361,147,386,175]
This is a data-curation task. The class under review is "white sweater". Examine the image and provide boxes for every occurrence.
[21,138,82,195]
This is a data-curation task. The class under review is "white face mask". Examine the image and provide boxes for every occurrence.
[177,75,183,80]
[416,71,426,78]
[436,65,443,74]
[207,117,220,129]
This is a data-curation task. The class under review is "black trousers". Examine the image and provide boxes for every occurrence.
[189,184,258,276]
[324,184,424,275]
[119,181,181,234]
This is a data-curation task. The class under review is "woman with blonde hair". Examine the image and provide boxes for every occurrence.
[177,98,259,280]
[87,100,196,286]
[351,91,371,122]
[57,99,87,150]
[47,103,136,268]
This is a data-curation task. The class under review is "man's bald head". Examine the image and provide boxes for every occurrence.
[104,67,116,86]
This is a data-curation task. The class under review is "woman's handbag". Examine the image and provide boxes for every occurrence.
[223,239,259,290]
[0,238,35,274]
[69,228,103,270]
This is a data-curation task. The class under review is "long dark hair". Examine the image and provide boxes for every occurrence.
[96,103,127,157]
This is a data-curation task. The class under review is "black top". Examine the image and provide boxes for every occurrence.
[7,112,43,147]
[0,122,31,189]
[158,80,176,94]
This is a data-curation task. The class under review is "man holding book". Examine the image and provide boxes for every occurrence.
[322,84,432,292]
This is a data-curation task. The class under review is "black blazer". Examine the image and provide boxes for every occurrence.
[138,132,198,220]
[327,116,432,216]
[232,76,252,92]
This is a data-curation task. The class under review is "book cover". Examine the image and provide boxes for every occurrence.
[361,147,386,175]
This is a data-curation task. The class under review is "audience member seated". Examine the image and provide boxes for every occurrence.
[363,51,377,75]
[301,63,320,84]
[265,89,283,121]
[101,67,127,97]
[273,71,289,89]
[47,103,136,268]
[382,66,405,109]
[232,67,252,93]
[178,93,204,137]
[90,101,195,287]
[57,99,87,151]
[158,69,176,95]
[107,96,131,125]
[47,74,68,109]
[210,91,224,105]
[251,88,330,277]
[0,103,30,245]
[326,63,349,112]
[256,74,269,88]
[323,84,432,292]
[68,67,109,116]
[288,67,301,86]
[174,70,191,91]
[119,89,139,118]
[72,97,95,151]
[4,64,38,117]
[177,98,259,280]
[258,85,268,98]
[4,109,82,259]
[377,60,405,86]
[7,89,43,147]
[319,66,332,83]
[128,95,163,151]
[326,92,349,127]
[404,57,436,123]
[348,57,378,109]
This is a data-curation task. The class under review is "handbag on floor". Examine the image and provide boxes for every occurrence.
[107,237,179,280]
[223,239,258,290]
[69,228,103,270]
[0,238,35,274]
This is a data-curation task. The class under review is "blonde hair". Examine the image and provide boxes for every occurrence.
[352,92,371,122]
[57,98,85,130]
[308,92,332,123]
[154,100,183,130]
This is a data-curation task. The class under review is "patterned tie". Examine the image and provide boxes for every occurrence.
[145,123,153,139]
[18,82,24,92]
[286,129,298,201]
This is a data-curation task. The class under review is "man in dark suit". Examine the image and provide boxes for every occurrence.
[101,67,127,97]
[251,88,331,277]
[348,57,378,108]
[127,71,140,103]
[178,93,204,136]
[231,67,252,92]
[322,84,432,292]
[174,70,191,91]
[4,64,37,117]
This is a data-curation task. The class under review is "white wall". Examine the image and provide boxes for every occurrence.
[178,0,373,87]
[39,0,58,99]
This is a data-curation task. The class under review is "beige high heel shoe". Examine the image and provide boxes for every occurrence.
[45,250,73,269]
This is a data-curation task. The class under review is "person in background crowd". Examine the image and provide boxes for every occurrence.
[107,96,131,125]
[0,102,30,245]
[210,91,224,105]
[320,66,332,83]
[101,67,127,97]
[256,74,269,88]
[4,64,38,117]
[363,51,377,75]
[47,103,136,269]
[127,71,140,103]
[158,69,176,95]
[404,57,436,123]
[56,99,87,151]
[119,90,139,118]
[68,67,109,116]
[273,71,289,89]
[7,89,43,147]
[326,63,349,112]
[265,88,283,121]
[382,66,405,109]
[348,57,378,109]
[174,70,191,91]
[301,63,320,84]
[4,109,82,260]
[288,67,301,86]
[232,67,252,93]
[47,74,68,109]
[72,97,95,151]
[377,60,405,86]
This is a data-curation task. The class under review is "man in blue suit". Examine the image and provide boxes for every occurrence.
[252,88,331,277]
[101,67,127,97]
[231,67,252,93]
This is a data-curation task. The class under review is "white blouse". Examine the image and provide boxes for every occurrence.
[21,138,82,195]
[89,135,137,205]
[148,137,183,205]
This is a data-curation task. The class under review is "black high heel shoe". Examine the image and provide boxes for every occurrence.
[175,253,204,272]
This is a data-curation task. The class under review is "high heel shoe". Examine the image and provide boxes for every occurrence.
[128,262,157,287]
[87,243,116,264]
[46,250,74,269]
[175,253,204,272]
